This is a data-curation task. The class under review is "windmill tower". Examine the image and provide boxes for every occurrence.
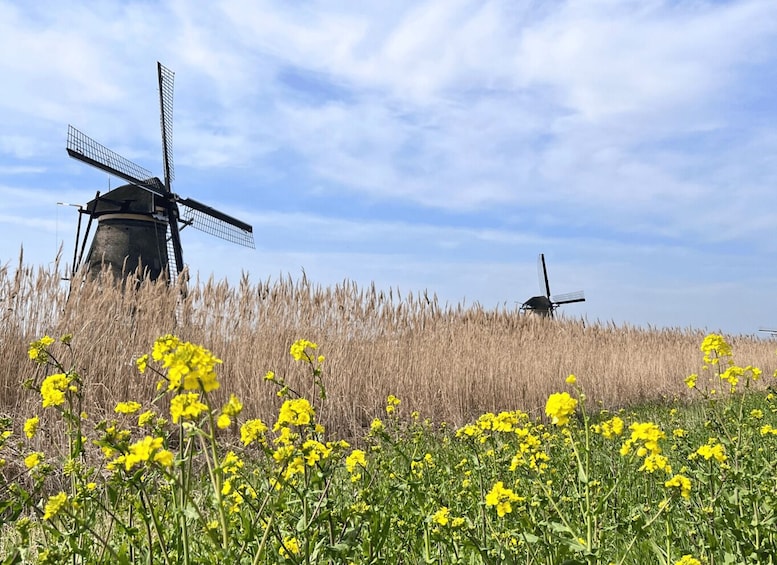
[66,62,254,283]
[520,253,585,317]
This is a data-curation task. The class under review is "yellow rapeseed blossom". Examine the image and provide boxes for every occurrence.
[302,439,332,466]
[639,453,672,474]
[279,537,300,558]
[24,452,43,469]
[24,416,40,439]
[675,555,702,565]
[274,398,315,430]
[592,416,624,438]
[218,394,242,428]
[700,333,732,365]
[620,422,665,457]
[169,393,208,424]
[432,507,450,526]
[135,354,149,374]
[240,419,268,446]
[684,374,697,389]
[289,339,318,361]
[694,440,727,464]
[221,451,244,475]
[138,410,156,427]
[28,336,55,363]
[370,418,384,433]
[485,481,523,517]
[149,335,222,392]
[110,436,173,472]
[545,392,578,426]
[43,492,68,520]
[761,424,777,436]
[345,449,367,474]
[40,373,72,408]
[565,374,577,385]
[386,394,401,415]
[114,401,142,414]
[665,474,692,499]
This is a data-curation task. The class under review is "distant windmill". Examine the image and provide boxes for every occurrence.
[66,62,254,284]
[520,253,585,317]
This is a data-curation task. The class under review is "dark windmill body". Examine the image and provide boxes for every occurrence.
[66,62,254,284]
[520,254,585,317]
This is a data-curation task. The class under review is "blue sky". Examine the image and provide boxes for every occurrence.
[1,0,776,336]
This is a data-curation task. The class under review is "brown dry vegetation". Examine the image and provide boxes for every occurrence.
[2,255,776,441]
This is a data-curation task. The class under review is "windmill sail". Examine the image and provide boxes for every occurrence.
[67,126,165,195]
[178,198,254,248]
[551,291,585,305]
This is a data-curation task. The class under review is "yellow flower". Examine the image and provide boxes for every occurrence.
[113,436,173,471]
[138,410,156,427]
[43,492,68,520]
[695,440,727,463]
[217,414,231,429]
[620,421,665,457]
[345,449,367,474]
[221,451,244,474]
[302,439,332,466]
[40,373,72,408]
[370,418,384,433]
[289,339,318,361]
[24,452,43,469]
[565,374,577,385]
[592,416,624,438]
[485,481,523,517]
[684,374,697,389]
[274,398,314,430]
[221,394,243,417]
[150,336,222,392]
[264,371,276,381]
[675,555,702,565]
[700,333,732,364]
[665,474,692,499]
[639,454,672,474]
[135,354,149,374]
[240,419,268,446]
[169,393,208,424]
[279,536,300,558]
[432,507,450,526]
[545,392,578,426]
[115,401,142,414]
[28,336,55,362]
[761,424,777,436]
[386,394,401,415]
[24,416,40,439]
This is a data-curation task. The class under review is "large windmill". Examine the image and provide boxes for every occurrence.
[66,62,254,284]
[520,253,585,317]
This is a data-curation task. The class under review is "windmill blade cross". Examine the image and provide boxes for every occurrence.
[158,62,175,189]
[177,197,255,248]
[66,125,165,196]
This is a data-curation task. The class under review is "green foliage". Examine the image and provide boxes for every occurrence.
[1,333,776,564]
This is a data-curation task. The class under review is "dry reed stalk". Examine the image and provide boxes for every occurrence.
[1,259,775,444]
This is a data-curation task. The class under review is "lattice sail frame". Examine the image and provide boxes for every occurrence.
[178,200,255,248]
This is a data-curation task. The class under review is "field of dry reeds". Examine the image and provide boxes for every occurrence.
[2,256,776,440]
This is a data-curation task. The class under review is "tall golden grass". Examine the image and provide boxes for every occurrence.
[2,253,776,440]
